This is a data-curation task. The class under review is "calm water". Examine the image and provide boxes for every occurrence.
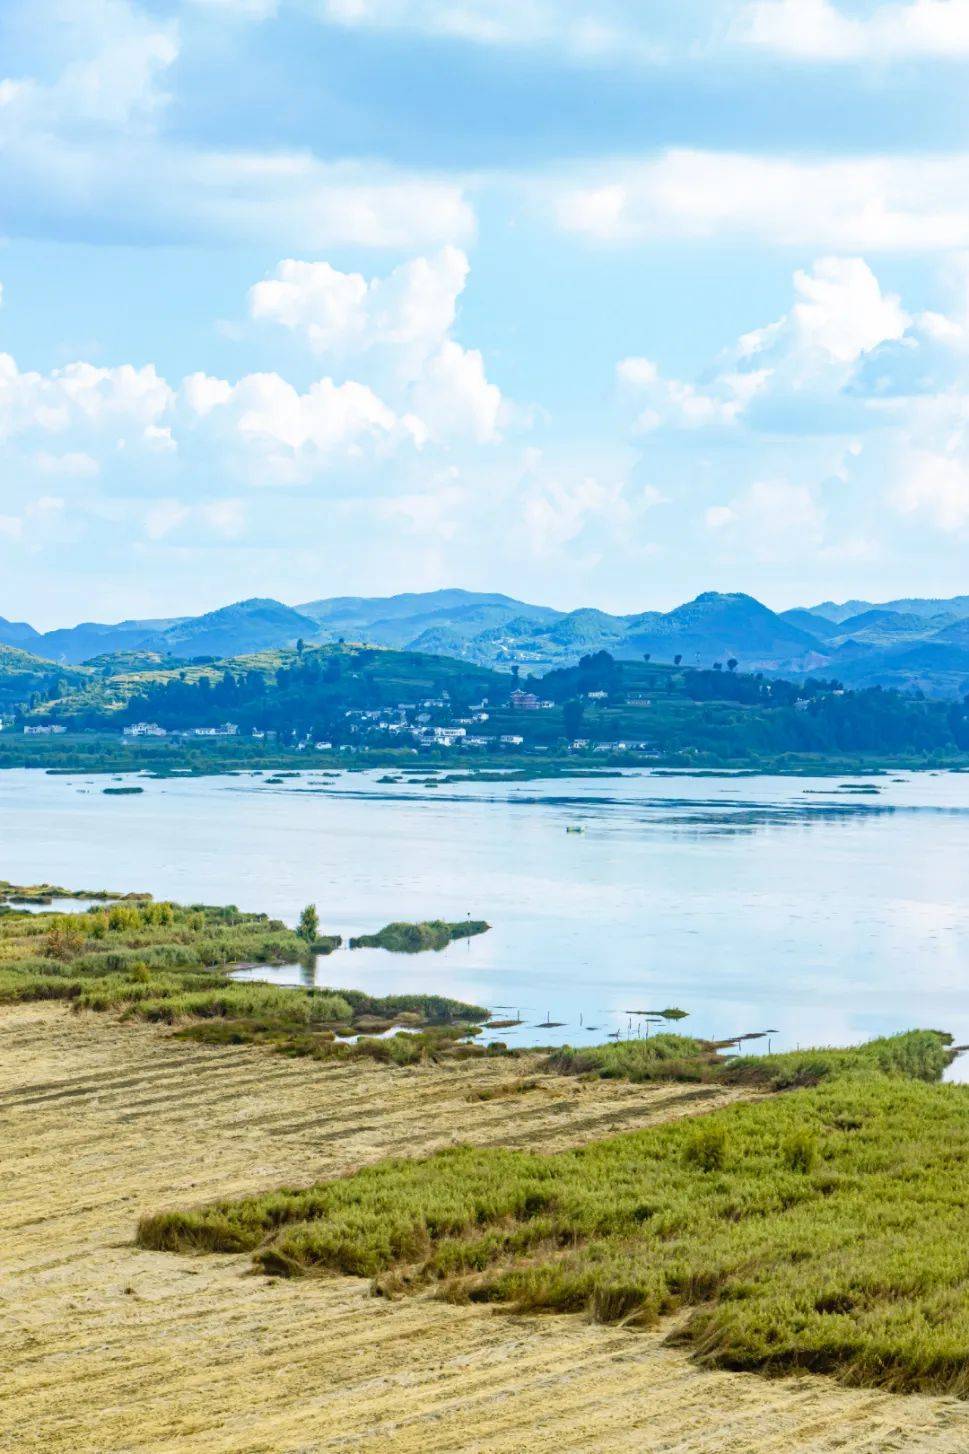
[3,767,968,1072]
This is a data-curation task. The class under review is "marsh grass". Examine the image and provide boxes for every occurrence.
[0,888,489,1051]
[546,1029,953,1089]
[137,1031,969,1397]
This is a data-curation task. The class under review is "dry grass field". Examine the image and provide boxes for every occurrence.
[3,1002,969,1453]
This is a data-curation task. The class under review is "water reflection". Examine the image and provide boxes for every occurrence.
[2,766,968,1075]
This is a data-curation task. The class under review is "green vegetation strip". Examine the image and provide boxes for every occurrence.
[0,890,490,1060]
[137,1031,969,1396]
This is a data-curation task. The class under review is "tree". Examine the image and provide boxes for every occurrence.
[296,638,305,656]
[642,652,651,663]
[563,698,585,739]
[674,654,682,667]
[511,664,521,683]
[727,658,738,672]
[713,662,723,672]
[298,904,319,942]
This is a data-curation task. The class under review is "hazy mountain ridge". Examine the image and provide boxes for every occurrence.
[2,589,967,697]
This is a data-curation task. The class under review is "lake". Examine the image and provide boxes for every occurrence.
[3,766,967,1072]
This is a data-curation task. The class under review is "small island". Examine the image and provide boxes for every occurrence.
[348,919,491,953]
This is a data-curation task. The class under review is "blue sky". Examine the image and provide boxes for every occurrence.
[2,0,969,628]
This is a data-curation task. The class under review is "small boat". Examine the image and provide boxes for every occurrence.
[565,825,584,834]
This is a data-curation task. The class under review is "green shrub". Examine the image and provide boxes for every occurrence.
[683,1122,728,1171]
[782,1127,818,1173]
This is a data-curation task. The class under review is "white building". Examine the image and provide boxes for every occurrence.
[187,723,239,737]
[24,724,66,735]
[123,722,167,738]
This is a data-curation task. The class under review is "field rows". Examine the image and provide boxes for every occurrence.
[2,1003,968,1452]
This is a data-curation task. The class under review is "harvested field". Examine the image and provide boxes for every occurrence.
[3,1003,969,1453]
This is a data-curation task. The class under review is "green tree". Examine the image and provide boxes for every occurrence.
[563,698,585,739]
[298,904,320,942]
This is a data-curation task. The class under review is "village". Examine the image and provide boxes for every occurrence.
[13,682,658,757]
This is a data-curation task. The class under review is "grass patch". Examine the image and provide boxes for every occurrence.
[545,1029,953,1089]
[137,1030,969,1397]
[0,886,491,1054]
[349,920,490,953]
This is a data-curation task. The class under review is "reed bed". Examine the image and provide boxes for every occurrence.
[0,890,489,1049]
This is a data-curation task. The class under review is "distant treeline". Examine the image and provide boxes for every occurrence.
[20,645,969,761]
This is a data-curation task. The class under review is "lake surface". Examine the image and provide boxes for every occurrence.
[3,766,968,1073]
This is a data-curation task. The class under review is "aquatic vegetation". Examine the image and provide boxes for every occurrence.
[349,919,490,953]
[0,885,492,1053]
[138,1031,969,1396]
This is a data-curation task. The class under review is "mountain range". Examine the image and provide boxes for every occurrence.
[2,589,968,698]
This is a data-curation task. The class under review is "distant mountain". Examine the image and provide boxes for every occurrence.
[0,616,44,651]
[297,590,559,645]
[831,640,969,698]
[779,608,841,639]
[808,595,969,624]
[159,599,318,659]
[5,585,968,697]
[2,601,311,666]
[622,592,819,667]
[38,617,182,664]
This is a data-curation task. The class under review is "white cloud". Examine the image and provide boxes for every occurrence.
[618,257,917,436]
[180,369,426,482]
[249,249,503,443]
[0,353,172,443]
[892,451,969,530]
[552,150,969,252]
[618,354,768,431]
[705,479,826,559]
[774,257,910,365]
[249,248,469,367]
[408,340,502,444]
[317,1,669,62]
[735,0,969,61]
[0,0,474,249]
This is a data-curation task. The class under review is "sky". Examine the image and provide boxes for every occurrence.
[2,0,969,629]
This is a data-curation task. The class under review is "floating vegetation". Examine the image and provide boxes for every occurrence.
[349,920,490,954]
[102,785,144,795]
[625,1007,689,1021]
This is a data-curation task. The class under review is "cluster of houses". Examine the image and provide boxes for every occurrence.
[18,683,657,756]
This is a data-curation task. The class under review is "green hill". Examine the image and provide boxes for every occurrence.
[0,645,90,714]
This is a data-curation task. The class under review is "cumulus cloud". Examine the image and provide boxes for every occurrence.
[619,253,969,559]
[618,257,918,437]
[249,248,469,367]
[248,249,503,443]
[0,353,172,443]
[552,150,969,252]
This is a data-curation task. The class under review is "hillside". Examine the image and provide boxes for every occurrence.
[0,645,89,715]
[25,642,506,734]
[4,587,969,696]
[16,643,969,764]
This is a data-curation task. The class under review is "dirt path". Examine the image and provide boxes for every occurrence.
[3,1002,968,1453]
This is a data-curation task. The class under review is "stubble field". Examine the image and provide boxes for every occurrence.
[3,1002,969,1453]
